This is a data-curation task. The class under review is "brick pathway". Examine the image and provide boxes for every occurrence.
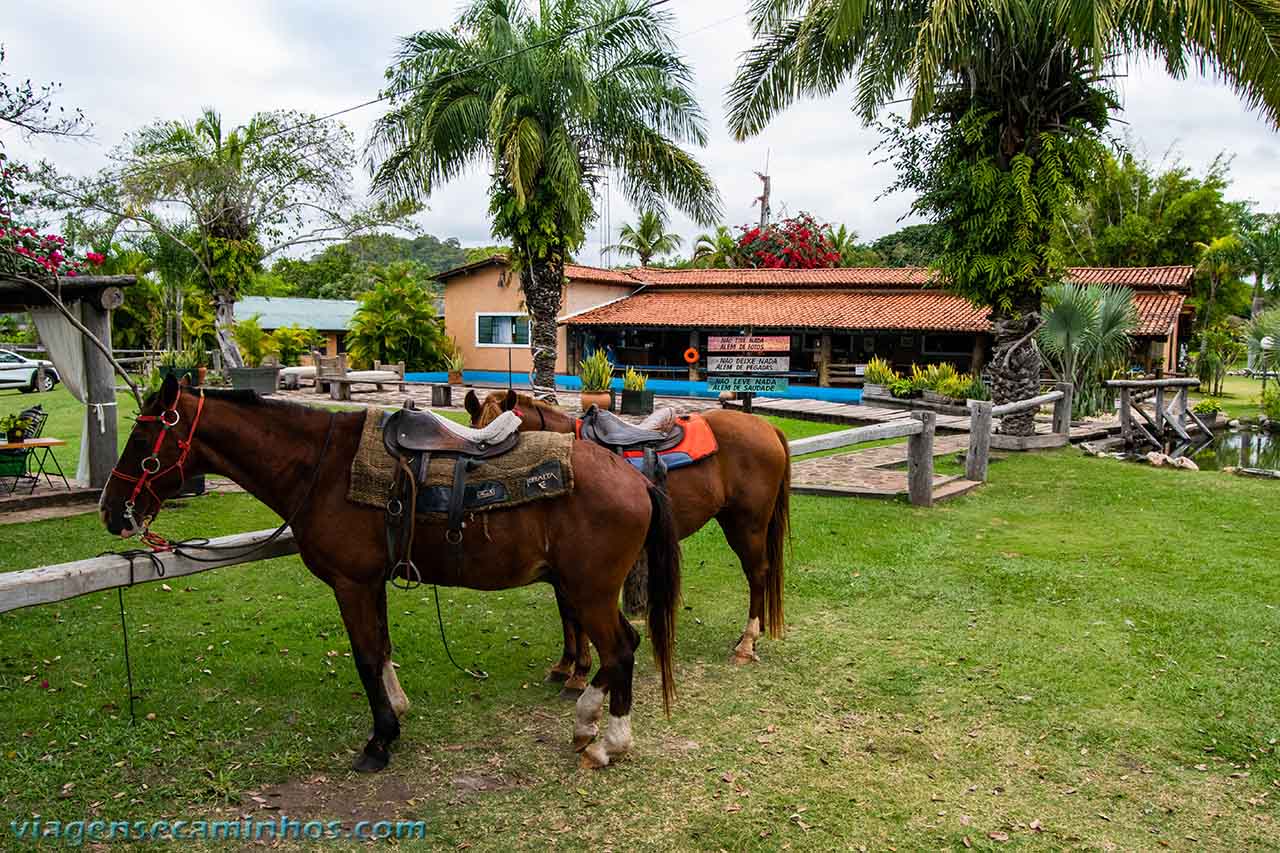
[790,434,977,501]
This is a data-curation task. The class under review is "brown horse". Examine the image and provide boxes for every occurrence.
[467,389,790,688]
[99,375,681,771]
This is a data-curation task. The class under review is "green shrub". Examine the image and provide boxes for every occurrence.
[622,367,648,391]
[579,349,613,392]
[935,375,971,400]
[1193,398,1223,416]
[1262,387,1280,421]
[964,374,991,401]
[889,377,915,398]
[864,356,899,385]
[270,325,323,366]
[231,315,277,368]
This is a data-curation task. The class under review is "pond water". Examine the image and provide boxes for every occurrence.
[1191,429,1280,471]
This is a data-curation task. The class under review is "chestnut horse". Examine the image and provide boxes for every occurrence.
[467,389,790,688]
[99,376,681,771]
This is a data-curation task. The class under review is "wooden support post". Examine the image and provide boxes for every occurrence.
[80,297,119,489]
[1119,387,1133,446]
[688,330,700,382]
[1053,381,1073,435]
[817,333,832,387]
[1153,385,1165,435]
[907,410,935,507]
[966,400,993,482]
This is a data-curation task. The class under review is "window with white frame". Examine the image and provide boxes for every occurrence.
[476,313,530,347]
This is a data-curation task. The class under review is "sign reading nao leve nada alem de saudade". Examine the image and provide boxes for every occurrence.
[707,355,790,373]
[706,375,790,393]
[706,335,790,353]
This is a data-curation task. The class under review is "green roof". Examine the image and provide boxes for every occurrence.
[234,297,358,331]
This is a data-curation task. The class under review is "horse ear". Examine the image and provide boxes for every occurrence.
[464,390,481,420]
[502,389,518,411]
[160,373,180,409]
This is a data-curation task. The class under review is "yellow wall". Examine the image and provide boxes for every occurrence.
[443,265,634,373]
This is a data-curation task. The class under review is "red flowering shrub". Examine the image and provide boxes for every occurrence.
[736,212,840,269]
[1,152,103,279]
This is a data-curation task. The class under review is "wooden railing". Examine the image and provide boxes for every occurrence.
[1104,377,1206,449]
[964,382,1073,482]
[789,411,937,507]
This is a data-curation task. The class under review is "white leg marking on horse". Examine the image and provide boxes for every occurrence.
[382,662,410,717]
[733,616,762,663]
[574,685,605,741]
[602,714,633,756]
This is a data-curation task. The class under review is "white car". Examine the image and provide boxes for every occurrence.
[0,349,59,393]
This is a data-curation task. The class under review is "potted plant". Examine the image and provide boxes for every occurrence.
[228,316,281,394]
[918,363,961,403]
[157,349,199,386]
[863,356,898,397]
[2,413,32,445]
[446,339,464,385]
[620,367,655,415]
[1193,397,1224,428]
[578,349,614,412]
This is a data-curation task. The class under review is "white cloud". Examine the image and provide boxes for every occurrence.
[5,1,1278,264]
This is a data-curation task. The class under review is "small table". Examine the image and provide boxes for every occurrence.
[0,437,70,495]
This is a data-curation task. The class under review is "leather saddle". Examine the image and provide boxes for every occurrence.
[579,405,684,452]
[383,403,521,462]
[380,402,523,586]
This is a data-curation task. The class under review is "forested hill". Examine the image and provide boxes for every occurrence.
[260,233,471,299]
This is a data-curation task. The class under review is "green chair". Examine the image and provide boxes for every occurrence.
[1,405,48,495]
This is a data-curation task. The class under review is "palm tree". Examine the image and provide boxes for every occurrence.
[727,0,1280,433]
[691,225,739,268]
[368,0,721,401]
[610,210,682,266]
[825,224,857,262]
[1239,213,1280,320]
[1195,235,1244,347]
[1246,307,1280,388]
[1037,283,1136,417]
[125,108,268,367]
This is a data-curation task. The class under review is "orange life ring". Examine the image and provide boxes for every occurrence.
[683,347,700,364]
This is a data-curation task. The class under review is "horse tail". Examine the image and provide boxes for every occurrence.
[644,480,681,715]
[764,426,791,639]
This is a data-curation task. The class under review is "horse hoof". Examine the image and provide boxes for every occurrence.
[572,733,596,752]
[729,651,759,666]
[545,667,571,683]
[352,747,389,773]
[579,742,610,769]
[559,685,585,701]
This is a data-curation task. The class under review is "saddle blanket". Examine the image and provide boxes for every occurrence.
[348,409,574,515]
[577,413,718,473]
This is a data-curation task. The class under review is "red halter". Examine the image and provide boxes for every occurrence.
[109,385,206,534]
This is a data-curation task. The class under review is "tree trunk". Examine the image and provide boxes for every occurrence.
[521,259,564,403]
[214,291,244,369]
[989,295,1043,436]
[1253,271,1266,321]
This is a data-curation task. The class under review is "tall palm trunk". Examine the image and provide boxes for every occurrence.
[521,259,563,403]
[213,291,244,369]
[989,294,1043,435]
[1252,270,1266,320]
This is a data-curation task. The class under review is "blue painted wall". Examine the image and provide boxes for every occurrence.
[406,370,863,403]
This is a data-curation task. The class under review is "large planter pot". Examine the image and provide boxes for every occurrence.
[580,390,612,412]
[620,389,655,416]
[447,370,463,386]
[922,390,948,404]
[196,366,208,387]
[863,383,886,397]
[229,367,281,395]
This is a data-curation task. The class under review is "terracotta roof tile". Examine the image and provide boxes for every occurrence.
[626,265,1193,291]
[564,289,1186,337]
[564,264,642,285]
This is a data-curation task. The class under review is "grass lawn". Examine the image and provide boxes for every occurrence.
[1,445,1277,850]
[1195,374,1271,421]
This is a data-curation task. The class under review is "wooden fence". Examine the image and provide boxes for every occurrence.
[964,382,1072,482]
[1104,377,1207,449]
[788,411,938,507]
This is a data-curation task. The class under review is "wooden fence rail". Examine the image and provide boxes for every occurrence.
[965,382,1073,482]
[787,412,937,507]
[0,529,299,615]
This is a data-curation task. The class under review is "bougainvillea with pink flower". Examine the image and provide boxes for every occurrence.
[736,212,841,269]
[0,152,103,280]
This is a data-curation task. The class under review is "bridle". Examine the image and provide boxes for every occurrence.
[109,385,205,536]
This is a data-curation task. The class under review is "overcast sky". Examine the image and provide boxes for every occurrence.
[6,0,1280,267]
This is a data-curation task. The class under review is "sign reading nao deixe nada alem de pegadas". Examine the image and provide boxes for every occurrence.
[706,355,790,373]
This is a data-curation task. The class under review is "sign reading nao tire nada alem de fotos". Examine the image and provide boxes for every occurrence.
[706,376,790,393]
[707,355,790,373]
[706,335,790,352]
